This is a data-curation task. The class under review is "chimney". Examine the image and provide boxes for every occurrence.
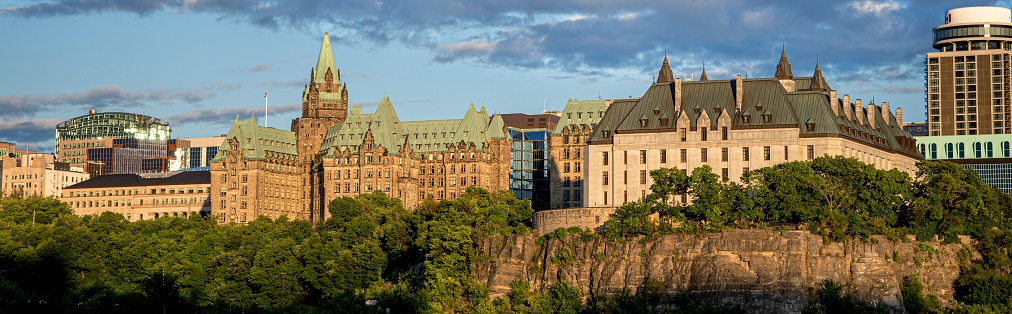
[896,108,903,125]
[735,75,743,112]
[674,78,683,113]
[866,103,877,129]
[880,102,890,125]
[843,95,853,121]
[829,90,839,117]
[855,99,864,125]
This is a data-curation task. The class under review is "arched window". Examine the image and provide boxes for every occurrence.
[974,142,982,158]
[957,142,965,158]
[1002,141,1011,157]
[919,144,926,156]
[930,143,938,159]
[986,142,994,158]
[945,143,954,158]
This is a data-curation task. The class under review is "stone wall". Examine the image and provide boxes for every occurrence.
[476,229,967,313]
[532,207,616,234]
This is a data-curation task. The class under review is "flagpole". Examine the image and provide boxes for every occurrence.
[264,91,268,126]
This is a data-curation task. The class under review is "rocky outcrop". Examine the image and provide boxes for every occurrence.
[476,229,967,313]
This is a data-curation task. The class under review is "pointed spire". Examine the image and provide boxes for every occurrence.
[699,61,709,81]
[774,43,793,79]
[313,32,338,85]
[810,57,828,93]
[656,51,675,83]
[250,113,257,125]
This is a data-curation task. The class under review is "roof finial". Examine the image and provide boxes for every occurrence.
[656,51,674,83]
[700,61,708,81]
[775,41,794,79]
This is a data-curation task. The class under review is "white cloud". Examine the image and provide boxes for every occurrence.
[848,0,902,17]
[436,41,495,55]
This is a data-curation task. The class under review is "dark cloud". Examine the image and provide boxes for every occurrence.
[0,84,231,118]
[165,103,302,126]
[0,0,999,82]
[0,118,63,152]
[350,99,433,108]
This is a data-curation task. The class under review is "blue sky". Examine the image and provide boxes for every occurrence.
[0,0,1003,152]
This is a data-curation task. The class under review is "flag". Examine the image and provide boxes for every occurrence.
[264,91,268,98]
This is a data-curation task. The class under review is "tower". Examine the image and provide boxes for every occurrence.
[926,6,1012,135]
[292,33,349,222]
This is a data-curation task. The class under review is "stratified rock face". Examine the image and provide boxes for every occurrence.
[476,229,966,314]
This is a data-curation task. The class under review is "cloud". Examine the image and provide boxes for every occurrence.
[229,63,275,73]
[0,84,231,118]
[0,118,64,151]
[260,79,306,87]
[350,99,432,108]
[0,0,984,86]
[165,103,302,126]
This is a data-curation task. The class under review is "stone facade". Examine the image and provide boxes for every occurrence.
[548,99,612,209]
[63,171,210,221]
[210,117,303,224]
[531,207,617,234]
[583,51,922,207]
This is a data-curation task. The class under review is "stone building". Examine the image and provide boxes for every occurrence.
[2,153,89,198]
[548,99,613,209]
[583,50,922,207]
[63,171,210,221]
[210,116,302,224]
[315,96,511,215]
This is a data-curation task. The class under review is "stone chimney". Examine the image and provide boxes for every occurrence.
[896,108,904,125]
[674,78,682,113]
[829,90,839,117]
[866,103,877,129]
[843,95,853,121]
[880,102,890,125]
[735,75,743,112]
[855,99,864,125]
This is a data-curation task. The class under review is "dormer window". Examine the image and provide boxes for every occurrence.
[806,122,816,131]
[755,102,763,111]
[743,115,752,123]
[603,130,611,138]
[653,107,661,115]
[762,114,772,123]
[640,118,648,127]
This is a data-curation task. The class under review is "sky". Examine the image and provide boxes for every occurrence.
[0,0,1007,152]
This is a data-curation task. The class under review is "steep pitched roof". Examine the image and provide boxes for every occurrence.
[587,99,637,143]
[211,116,298,162]
[314,32,338,85]
[551,99,610,135]
[809,60,828,92]
[774,46,793,79]
[657,55,675,83]
[699,66,708,81]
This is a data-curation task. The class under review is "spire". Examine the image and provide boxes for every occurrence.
[313,32,338,85]
[656,51,674,83]
[810,57,828,93]
[699,61,708,81]
[774,43,793,79]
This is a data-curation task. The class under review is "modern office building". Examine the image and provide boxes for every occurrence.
[167,136,225,171]
[501,112,560,209]
[583,51,922,207]
[55,111,171,173]
[915,134,1012,192]
[903,122,930,136]
[548,99,613,209]
[63,171,211,221]
[2,153,89,198]
[926,6,1012,136]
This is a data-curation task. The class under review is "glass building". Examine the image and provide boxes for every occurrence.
[55,111,172,173]
[509,128,551,208]
[916,134,1012,192]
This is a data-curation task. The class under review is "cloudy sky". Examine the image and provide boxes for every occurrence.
[0,0,1005,152]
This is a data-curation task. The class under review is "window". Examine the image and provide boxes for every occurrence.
[679,128,687,141]
[784,146,789,160]
[604,191,608,204]
[660,150,667,163]
[701,148,708,162]
[721,127,729,140]
[640,170,647,184]
[602,152,609,165]
[807,145,815,160]
[575,162,581,173]
[722,148,729,162]
[623,151,628,164]
[564,163,571,173]
[640,150,647,164]
[721,168,728,181]
[763,146,771,160]
[743,147,750,161]
[623,171,628,185]
[603,171,609,185]
[700,128,708,141]
[680,149,687,163]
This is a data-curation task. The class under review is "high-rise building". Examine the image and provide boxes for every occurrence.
[55,111,171,174]
[926,6,1012,136]
[500,112,560,209]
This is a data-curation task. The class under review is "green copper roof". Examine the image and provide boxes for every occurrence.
[314,33,338,85]
[551,99,610,135]
[319,97,504,157]
[210,115,298,162]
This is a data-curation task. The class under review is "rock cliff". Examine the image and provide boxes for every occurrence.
[476,229,967,313]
